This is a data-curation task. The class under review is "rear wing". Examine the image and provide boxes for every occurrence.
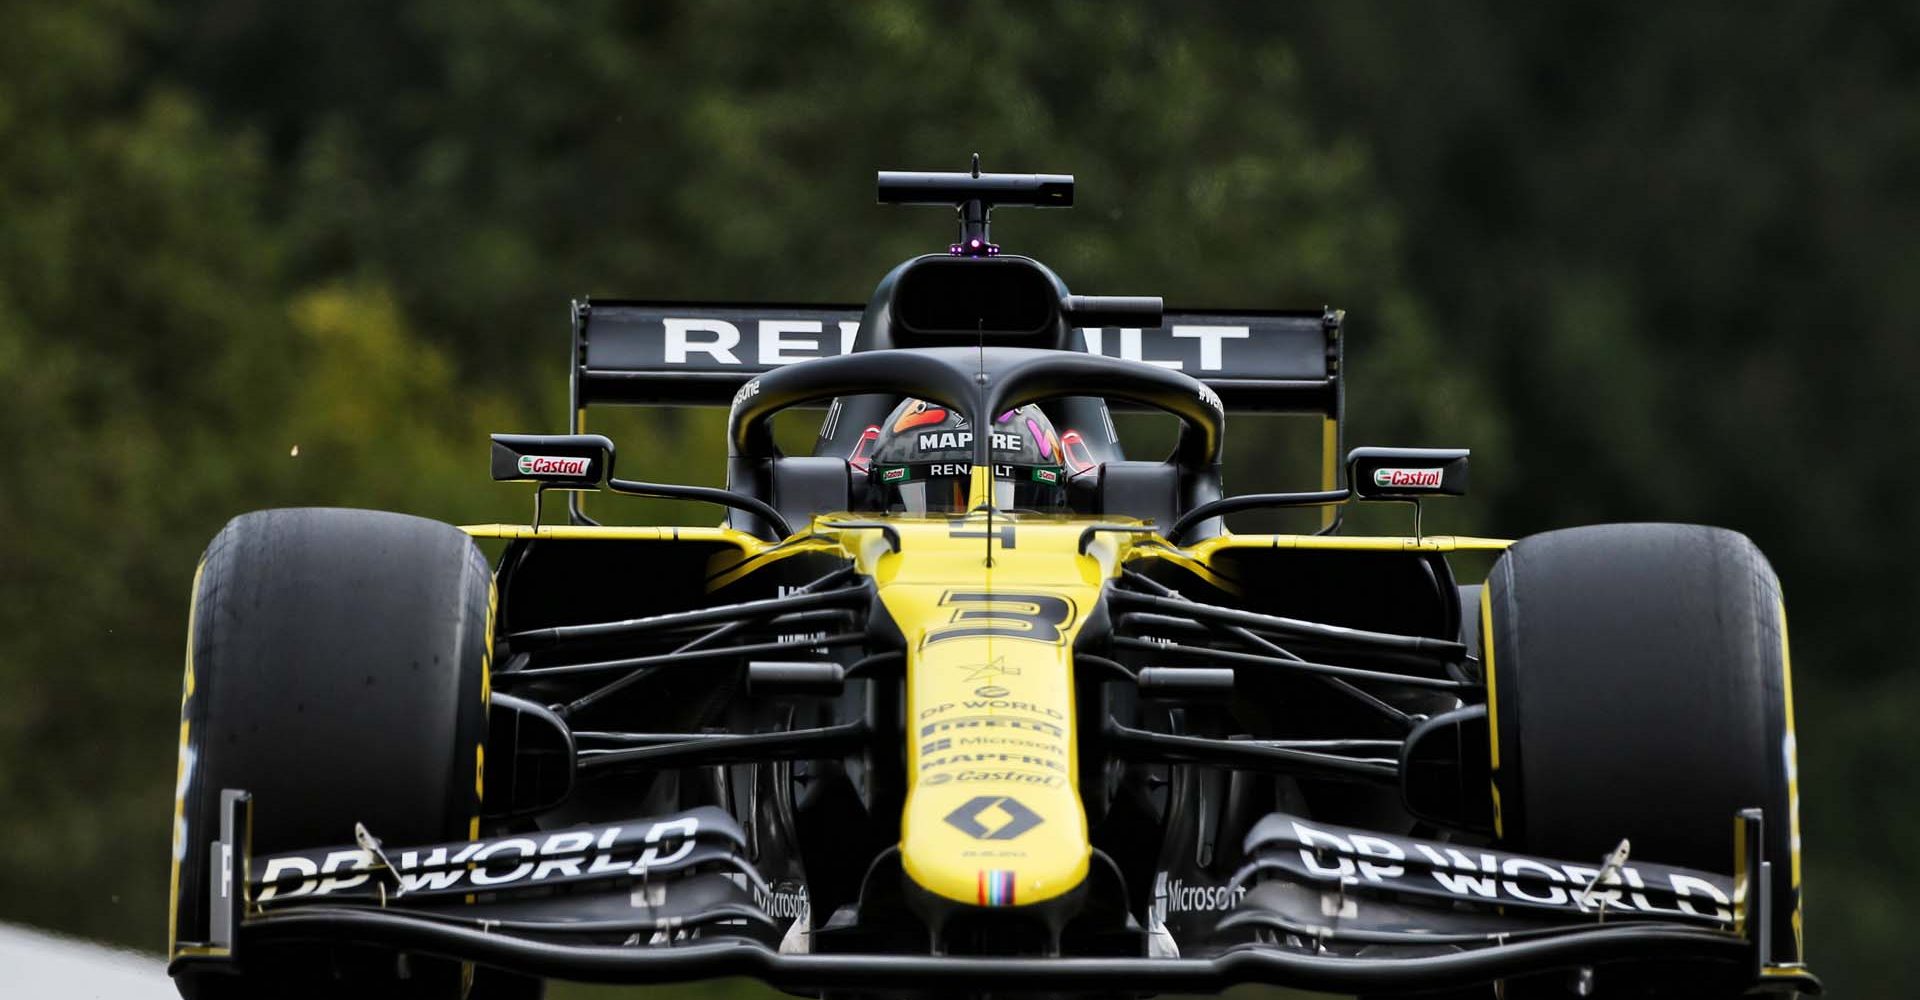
[566,299,1346,516]
[571,299,1341,413]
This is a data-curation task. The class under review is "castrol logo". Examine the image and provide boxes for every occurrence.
[1372,467,1443,489]
[517,455,590,477]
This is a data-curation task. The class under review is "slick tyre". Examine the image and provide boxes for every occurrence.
[169,508,494,1000]
[1484,524,1802,993]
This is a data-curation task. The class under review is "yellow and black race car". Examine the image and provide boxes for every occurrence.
[167,166,1813,999]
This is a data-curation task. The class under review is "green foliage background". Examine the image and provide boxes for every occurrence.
[0,1,1912,995]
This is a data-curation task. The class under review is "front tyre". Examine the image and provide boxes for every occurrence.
[169,508,495,999]
[1485,523,1802,994]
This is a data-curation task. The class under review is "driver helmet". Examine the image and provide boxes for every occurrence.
[867,398,1068,514]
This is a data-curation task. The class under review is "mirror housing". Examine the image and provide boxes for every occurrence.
[490,433,614,490]
[1347,446,1469,500]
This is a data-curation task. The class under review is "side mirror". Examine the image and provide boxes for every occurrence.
[490,433,614,490]
[1347,446,1469,500]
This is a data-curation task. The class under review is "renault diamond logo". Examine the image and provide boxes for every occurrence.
[942,795,1044,840]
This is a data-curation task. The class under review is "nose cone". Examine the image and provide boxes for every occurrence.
[862,516,1113,909]
[903,780,1089,907]
[896,632,1090,908]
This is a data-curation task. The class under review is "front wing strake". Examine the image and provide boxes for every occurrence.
[172,790,1819,995]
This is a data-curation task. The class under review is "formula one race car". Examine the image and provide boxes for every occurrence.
[168,164,1815,999]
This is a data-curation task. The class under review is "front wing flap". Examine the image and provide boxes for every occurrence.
[250,806,752,905]
[1237,812,1735,927]
[174,791,1817,996]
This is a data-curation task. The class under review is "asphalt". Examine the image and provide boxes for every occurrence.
[0,923,176,999]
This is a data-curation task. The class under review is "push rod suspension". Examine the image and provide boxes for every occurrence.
[506,575,862,646]
[1109,637,1472,692]
[506,634,865,681]
[544,608,858,645]
[541,566,862,718]
[1102,719,1399,785]
[577,722,871,772]
[1114,612,1417,728]
[1110,581,1466,662]
[1114,572,1440,727]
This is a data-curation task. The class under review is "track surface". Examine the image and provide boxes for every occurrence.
[0,922,175,999]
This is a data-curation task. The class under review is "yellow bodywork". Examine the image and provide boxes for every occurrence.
[853,513,1126,906]
[461,517,1511,910]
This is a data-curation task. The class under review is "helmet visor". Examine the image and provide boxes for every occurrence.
[874,464,968,515]
[872,463,1065,514]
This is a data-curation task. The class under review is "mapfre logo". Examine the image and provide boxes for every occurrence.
[1372,467,1443,489]
[517,455,589,477]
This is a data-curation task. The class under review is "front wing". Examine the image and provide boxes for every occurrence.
[171,790,1817,995]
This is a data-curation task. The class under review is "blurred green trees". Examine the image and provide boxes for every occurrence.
[1283,6,1920,991]
[0,1,1913,995]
